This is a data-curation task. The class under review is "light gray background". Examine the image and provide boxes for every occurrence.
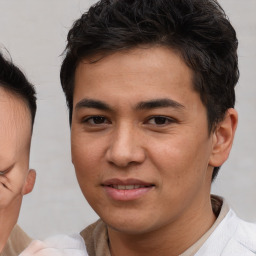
[0,0,255,240]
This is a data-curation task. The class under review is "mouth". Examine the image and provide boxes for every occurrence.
[107,184,153,190]
[102,179,155,201]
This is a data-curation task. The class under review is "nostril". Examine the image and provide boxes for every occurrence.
[106,133,146,167]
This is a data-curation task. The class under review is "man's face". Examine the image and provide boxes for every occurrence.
[71,47,215,234]
[0,87,34,210]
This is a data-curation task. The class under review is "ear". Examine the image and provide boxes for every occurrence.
[22,169,36,195]
[209,108,238,167]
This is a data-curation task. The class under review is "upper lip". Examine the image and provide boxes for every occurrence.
[102,178,154,187]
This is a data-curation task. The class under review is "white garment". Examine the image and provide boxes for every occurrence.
[19,234,88,256]
[195,209,256,256]
[20,205,256,256]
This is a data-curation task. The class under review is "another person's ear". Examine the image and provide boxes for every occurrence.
[22,169,36,195]
[209,108,238,167]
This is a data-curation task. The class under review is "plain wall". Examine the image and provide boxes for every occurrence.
[0,0,255,239]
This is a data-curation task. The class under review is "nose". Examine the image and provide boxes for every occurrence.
[106,124,146,168]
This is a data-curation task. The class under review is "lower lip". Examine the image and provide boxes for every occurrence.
[103,186,154,201]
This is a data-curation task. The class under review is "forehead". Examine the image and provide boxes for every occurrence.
[73,46,198,107]
[0,86,30,120]
[0,87,31,163]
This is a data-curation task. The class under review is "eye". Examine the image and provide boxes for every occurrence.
[0,169,9,175]
[0,165,13,176]
[83,116,110,125]
[146,116,175,126]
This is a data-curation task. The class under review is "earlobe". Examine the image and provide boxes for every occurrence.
[209,108,238,167]
[22,169,36,195]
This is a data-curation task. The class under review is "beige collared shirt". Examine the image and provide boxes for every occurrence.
[80,195,228,256]
[18,196,255,256]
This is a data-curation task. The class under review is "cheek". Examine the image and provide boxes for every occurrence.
[71,141,107,210]
[150,138,194,170]
[149,135,211,185]
[9,152,30,186]
[149,139,212,215]
[71,137,105,185]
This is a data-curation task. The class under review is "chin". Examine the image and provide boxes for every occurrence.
[100,211,158,235]
[107,222,151,235]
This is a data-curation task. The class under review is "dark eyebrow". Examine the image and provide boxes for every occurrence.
[136,98,185,110]
[75,98,112,111]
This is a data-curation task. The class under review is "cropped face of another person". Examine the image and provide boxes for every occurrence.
[0,86,35,211]
[71,46,235,236]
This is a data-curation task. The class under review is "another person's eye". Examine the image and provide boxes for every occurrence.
[83,116,109,125]
[0,169,9,175]
[0,166,12,175]
[146,116,175,126]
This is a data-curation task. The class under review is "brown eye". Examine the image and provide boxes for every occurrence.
[154,117,168,125]
[91,116,106,124]
[83,116,109,125]
[147,116,174,125]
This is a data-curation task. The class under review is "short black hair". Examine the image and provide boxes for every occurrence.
[60,0,239,180]
[0,51,37,126]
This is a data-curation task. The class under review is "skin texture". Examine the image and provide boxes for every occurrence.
[71,46,238,256]
[0,87,35,252]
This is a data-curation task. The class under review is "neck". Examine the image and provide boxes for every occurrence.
[108,196,216,256]
[0,198,21,252]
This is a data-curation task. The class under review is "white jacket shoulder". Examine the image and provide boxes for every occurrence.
[196,209,256,256]
[225,217,256,255]
[19,234,88,256]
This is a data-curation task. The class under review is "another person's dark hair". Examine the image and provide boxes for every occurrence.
[0,51,37,126]
[60,0,239,180]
